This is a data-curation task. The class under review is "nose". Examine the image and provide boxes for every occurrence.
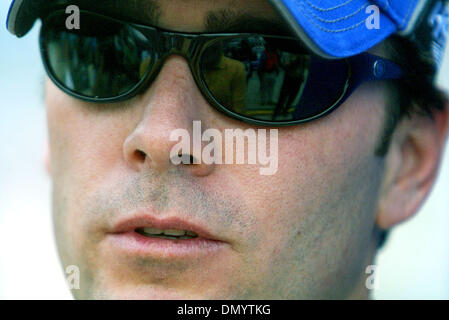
[123,55,215,176]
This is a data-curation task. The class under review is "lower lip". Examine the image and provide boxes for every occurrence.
[106,231,228,258]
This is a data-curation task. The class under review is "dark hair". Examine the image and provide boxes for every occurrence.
[375,35,447,157]
[375,35,448,249]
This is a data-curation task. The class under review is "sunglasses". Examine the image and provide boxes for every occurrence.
[39,10,404,126]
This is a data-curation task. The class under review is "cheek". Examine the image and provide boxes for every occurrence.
[221,84,386,294]
[46,81,137,190]
[46,80,137,268]
[227,83,386,225]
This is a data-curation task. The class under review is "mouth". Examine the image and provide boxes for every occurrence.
[135,227,198,240]
[106,216,228,258]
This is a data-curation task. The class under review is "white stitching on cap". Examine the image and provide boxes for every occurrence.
[297,1,367,33]
[301,2,368,24]
[304,0,356,12]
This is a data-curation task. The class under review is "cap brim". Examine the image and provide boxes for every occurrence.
[7,0,41,37]
[270,0,398,58]
[7,0,88,37]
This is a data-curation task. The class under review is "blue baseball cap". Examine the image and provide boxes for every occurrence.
[6,0,449,65]
[269,0,449,64]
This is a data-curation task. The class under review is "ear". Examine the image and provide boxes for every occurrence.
[376,102,449,229]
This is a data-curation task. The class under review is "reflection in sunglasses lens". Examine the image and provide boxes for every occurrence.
[201,36,349,122]
[42,13,153,99]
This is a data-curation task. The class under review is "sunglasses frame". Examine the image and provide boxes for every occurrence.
[39,9,404,127]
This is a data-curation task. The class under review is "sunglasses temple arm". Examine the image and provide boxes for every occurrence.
[350,53,404,85]
[338,53,404,109]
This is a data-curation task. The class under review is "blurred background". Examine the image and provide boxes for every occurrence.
[1,1,448,299]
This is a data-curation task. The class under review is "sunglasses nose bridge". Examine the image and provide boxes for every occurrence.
[158,33,195,60]
[146,33,204,92]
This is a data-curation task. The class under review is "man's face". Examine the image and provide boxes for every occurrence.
[46,0,388,299]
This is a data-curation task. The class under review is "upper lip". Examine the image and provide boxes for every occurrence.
[110,214,222,241]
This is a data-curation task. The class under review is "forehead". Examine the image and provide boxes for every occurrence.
[99,0,288,33]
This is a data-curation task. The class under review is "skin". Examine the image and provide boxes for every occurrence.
[45,0,449,299]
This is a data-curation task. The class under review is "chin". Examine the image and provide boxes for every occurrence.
[73,283,226,300]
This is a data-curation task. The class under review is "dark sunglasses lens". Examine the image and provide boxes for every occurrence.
[200,37,349,122]
[40,12,154,99]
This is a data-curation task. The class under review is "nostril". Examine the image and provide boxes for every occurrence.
[134,150,146,162]
[176,152,197,165]
[183,154,197,165]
